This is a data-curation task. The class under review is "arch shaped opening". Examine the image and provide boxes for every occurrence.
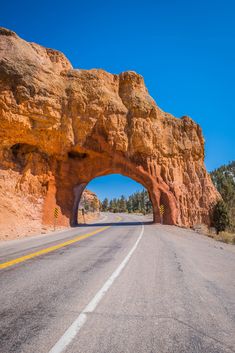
[45,156,177,227]
[73,174,154,225]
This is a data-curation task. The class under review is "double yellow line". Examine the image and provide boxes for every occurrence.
[0,217,121,270]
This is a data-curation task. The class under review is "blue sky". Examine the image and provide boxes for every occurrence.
[88,175,143,201]
[1,0,234,199]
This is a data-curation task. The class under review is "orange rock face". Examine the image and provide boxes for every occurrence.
[0,27,219,230]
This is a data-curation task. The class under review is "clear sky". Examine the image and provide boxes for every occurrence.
[1,0,234,199]
[88,175,144,201]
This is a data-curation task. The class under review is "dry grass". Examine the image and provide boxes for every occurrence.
[213,231,235,244]
[193,224,235,245]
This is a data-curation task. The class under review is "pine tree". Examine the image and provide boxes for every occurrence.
[126,199,132,213]
[109,200,114,212]
[213,200,230,234]
[102,198,109,211]
[211,161,235,230]
[104,188,153,215]
[112,198,118,213]
[119,195,127,212]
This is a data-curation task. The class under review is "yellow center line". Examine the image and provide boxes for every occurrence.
[0,216,122,270]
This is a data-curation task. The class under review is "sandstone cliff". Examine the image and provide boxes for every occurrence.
[0,27,219,234]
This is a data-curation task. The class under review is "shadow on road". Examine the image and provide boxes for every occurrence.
[74,221,154,228]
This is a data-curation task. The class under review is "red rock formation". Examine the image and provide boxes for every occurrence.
[0,27,219,233]
[79,189,100,212]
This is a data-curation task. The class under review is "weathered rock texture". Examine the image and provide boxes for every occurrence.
[77,189,100,224]
[0,27,219,232]
[79,189,100,212]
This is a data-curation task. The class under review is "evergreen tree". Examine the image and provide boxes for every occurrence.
[119,195,127,212]
[106,189,152,215]
[213,200,230,234]
[109,200,114,212]
[101,198,109,211]
[210,161,235,230]
[126,199,132,213]
[114,198,118,212]
[146,199,152,213]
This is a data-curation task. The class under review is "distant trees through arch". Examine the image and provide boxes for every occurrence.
[76,174,154,224]
[101,190,153,215]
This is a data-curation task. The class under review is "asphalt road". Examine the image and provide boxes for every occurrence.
[0,213,235,353]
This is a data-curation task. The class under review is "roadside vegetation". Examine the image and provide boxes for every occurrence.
[210,161,235,244]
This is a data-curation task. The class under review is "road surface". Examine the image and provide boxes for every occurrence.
[0,213,235,353]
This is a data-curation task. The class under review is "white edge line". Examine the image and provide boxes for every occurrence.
[48,222,144,353]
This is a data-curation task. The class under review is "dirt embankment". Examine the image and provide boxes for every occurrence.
[0,169,44,240]
[0,168,100,241]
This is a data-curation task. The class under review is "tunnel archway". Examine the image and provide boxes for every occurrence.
[72,174,154,225]
[42,153,178,227]
[64,157,178,226]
